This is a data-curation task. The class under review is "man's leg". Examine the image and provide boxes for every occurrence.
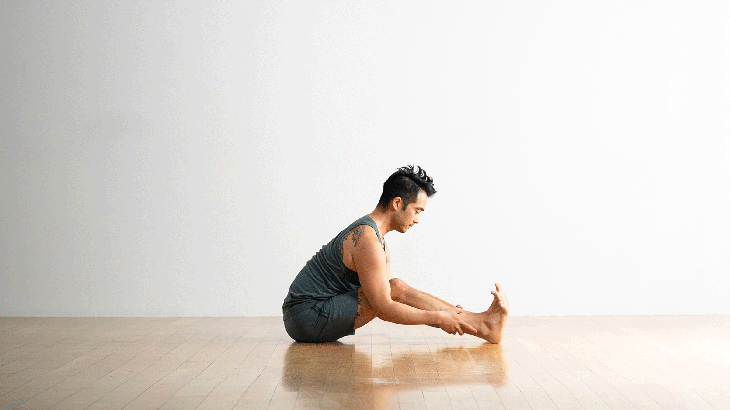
[389,278,509,344]
[389,278,457,311]
[355,278,509,343]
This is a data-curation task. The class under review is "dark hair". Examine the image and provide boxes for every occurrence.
[377,165,437,210]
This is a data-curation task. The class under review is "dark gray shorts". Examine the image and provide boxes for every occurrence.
[283,288,360,343]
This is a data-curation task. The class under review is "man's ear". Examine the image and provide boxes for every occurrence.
[391,197,402,211]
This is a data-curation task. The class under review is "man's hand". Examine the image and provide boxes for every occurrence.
[436,310,477,336]
[448,306,463,316]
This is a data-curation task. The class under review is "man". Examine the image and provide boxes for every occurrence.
[282,165,509,343]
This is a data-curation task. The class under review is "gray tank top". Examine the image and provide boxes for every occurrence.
[282,215,382,320]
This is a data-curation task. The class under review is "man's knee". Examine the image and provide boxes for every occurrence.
[389,278,409,302]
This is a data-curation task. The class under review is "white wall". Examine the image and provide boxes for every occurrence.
[1,1,728,317]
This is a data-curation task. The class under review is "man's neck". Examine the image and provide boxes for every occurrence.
[368,208,395,237]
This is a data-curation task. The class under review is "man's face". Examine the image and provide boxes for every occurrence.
[397,190,428,233]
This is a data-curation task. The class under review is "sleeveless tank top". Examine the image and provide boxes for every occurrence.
[282,215,383,320]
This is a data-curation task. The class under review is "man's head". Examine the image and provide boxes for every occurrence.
[377,165,437,232]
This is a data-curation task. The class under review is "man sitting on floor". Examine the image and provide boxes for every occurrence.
[282,165,509,343]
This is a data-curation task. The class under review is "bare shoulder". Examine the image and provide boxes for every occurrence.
[345,224,374,247]
[341,224,385,271]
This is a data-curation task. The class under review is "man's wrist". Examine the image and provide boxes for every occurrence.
[428,310,443,327]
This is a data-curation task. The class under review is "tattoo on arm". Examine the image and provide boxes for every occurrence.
[339,225,376,258]
[337,234,345,256]
[338,225,365,256]
[351,226,364,247]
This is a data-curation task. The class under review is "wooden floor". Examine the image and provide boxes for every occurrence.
[1,316,728,410]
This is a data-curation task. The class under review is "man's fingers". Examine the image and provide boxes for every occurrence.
[457,325,464,336]
[463,321,477,334]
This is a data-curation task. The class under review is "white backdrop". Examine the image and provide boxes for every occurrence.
[1,1,728,317]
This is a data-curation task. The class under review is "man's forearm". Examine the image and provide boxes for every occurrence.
[374,300,440,326]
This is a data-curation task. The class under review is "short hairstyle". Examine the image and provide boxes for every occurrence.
[377,165,437,210]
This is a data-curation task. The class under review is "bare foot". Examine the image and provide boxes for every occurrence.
[472,283,509,343]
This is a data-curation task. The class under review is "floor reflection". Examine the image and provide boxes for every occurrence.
[282,341,507,408]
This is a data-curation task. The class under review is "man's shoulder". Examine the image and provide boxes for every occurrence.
[341,222,384,256]
[345,223,378,246]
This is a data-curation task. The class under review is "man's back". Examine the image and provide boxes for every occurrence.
[281,215,382,321]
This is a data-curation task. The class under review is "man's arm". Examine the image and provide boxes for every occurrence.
[351,227,472,334]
